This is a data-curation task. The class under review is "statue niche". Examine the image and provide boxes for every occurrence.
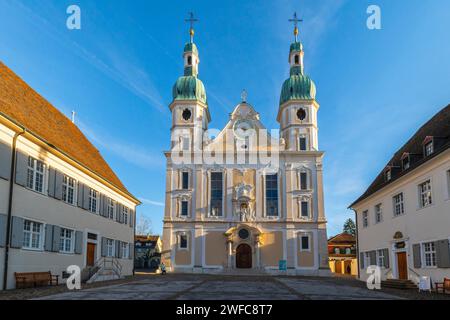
[233,182,255,222]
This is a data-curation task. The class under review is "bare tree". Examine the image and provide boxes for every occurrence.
[136,215,153,236]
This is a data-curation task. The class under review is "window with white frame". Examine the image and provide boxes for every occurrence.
[179,234,188,249]
[182,171,190,190]
[26,156,45,193]
[334,247,340,254]
[424,141,434,156]
[362,210,369,228]
[300,200,309,218]
[393,193,404,217]
[121,242,129,259]
[374,204,383,224]
[210,172,223,217]
[418,180,432,208]
[345,247,351,255]
[265,174,279,216]
[376,249,385,267]
[59,228,74,253]
[62,175,76,205]
[122,206,129,224]
[422,242,436,267]
[23,220,43,250]
[385,169,392,182]
[300,171,308,190]
[107,198,115,220]
[180,200,189,217]
[402,156,410,171]
[106,239,115,257]
[88,188,98,213]
[300,234,310,251]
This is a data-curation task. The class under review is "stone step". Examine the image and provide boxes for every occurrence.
[381,279,418,290]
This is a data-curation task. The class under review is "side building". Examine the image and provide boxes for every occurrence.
[350,105,450,285]
[0,62,140,290]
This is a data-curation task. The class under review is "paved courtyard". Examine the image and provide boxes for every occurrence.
[38,274,404,300]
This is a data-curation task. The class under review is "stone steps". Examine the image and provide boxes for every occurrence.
[382,279,418,290]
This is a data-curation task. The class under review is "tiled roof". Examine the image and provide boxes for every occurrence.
[350,104,450,208]
[328,233,356,244]
[0,62,136,201]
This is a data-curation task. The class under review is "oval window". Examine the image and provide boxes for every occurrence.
[297,108,306,121]
[182,109,192,121]
[238,229,250,240]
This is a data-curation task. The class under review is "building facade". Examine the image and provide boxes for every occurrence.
[161,25,329,275]
[328,233,357,276]
[135,235,162,269]
[0,63,140,290]
[350,105,450,284]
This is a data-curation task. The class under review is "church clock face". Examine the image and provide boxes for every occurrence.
[233,119,255,140]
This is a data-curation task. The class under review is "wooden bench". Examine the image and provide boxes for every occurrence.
[15,271,59,289]
[435,278,450,294]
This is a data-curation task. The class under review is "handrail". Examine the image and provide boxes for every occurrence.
[408,267,421,278]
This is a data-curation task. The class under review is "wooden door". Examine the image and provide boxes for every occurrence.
[397,252,408,280]
[236,244,252,269]
[87,243,96,267]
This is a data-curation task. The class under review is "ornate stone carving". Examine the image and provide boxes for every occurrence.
[233,183,255,222]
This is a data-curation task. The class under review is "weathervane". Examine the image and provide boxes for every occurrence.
[241,89,248,103]
[185,12,198,43]
[288,12,303,42]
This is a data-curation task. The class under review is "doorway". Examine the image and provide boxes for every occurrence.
[87,243,96,267]
[236,244,252,269]
[396,252,408,280]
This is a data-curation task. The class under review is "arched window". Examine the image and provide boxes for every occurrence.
[294,55,300,64]
[187,56,192,66]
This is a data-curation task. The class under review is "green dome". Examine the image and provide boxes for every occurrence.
[290,42,303,53]
[172,76,207,105]
[184,42,198,56]
[280,74,316,105]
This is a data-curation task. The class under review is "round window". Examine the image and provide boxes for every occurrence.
[238,229,249,240]
[297,108,306,121]
[182,109,192,121]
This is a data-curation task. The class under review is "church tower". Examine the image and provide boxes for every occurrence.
[170,14,211,153]
[277,14,319,152]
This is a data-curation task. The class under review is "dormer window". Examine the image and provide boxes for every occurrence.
[424,141,434,157]
[401,154,410,171]
[385,169,392,182]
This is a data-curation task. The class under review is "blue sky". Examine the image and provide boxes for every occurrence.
[1,0,449,237]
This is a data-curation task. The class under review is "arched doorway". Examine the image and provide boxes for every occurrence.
[236,244,252,269]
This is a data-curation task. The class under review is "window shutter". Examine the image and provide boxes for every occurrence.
[383,248,390,268]
[47,168,56,198]
[52,226,61,252]
[101,237,107,257]
[129,209,134,227]
[77,182,84,208]
[360,252,365,269]
[0,142,11,180]
[0,214,7,247]
[413,244,422,268]
[436,239,450,268]
[116,204,123,223]
[75,231,83,254]
[369,251,377,266]
[101,195,108,217]
[15,151,28,187]
[115,240,121,258]
[54,171,64,200]
[82,185,90,210]
[10,216,24,248]
[129,243,133,260]
[44,224,54,251]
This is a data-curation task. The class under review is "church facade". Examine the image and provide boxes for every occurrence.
[161,23,329,275]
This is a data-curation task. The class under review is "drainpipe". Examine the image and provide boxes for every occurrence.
[352,208,360,280]
[3,129,26,291]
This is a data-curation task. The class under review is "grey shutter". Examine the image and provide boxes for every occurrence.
[383,248,390,268]
[129,209,134,227]
[54,171,64,200]
[44,224,54,251]
[15,151,28,187]
[48,168,56,198]
[413,244,422,268]
[101,237,107,257]
[129,243,133,259]
[115,240,121,258]
[369,251,377,266]
[75,231,83,254]
[77,182,84,208]
[99,195,105,217]
[0,142,11,180]
[116,203,122,223]
[436,239,450,268]
[360,252,365,269]
[52,226,61,252]
[82,185,90,210]
[10,216,24,248]
[0,214,7,247]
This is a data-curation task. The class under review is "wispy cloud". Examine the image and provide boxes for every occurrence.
[139,197,165,207]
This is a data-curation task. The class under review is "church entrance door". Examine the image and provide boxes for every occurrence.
[236,244,252,269]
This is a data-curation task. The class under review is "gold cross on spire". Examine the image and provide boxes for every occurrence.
[288,12,303,42]
[185,12,199,43]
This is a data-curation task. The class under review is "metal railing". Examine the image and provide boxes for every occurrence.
[88,257,123,282]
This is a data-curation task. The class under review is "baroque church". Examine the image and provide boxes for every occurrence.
[161,16,330,275]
